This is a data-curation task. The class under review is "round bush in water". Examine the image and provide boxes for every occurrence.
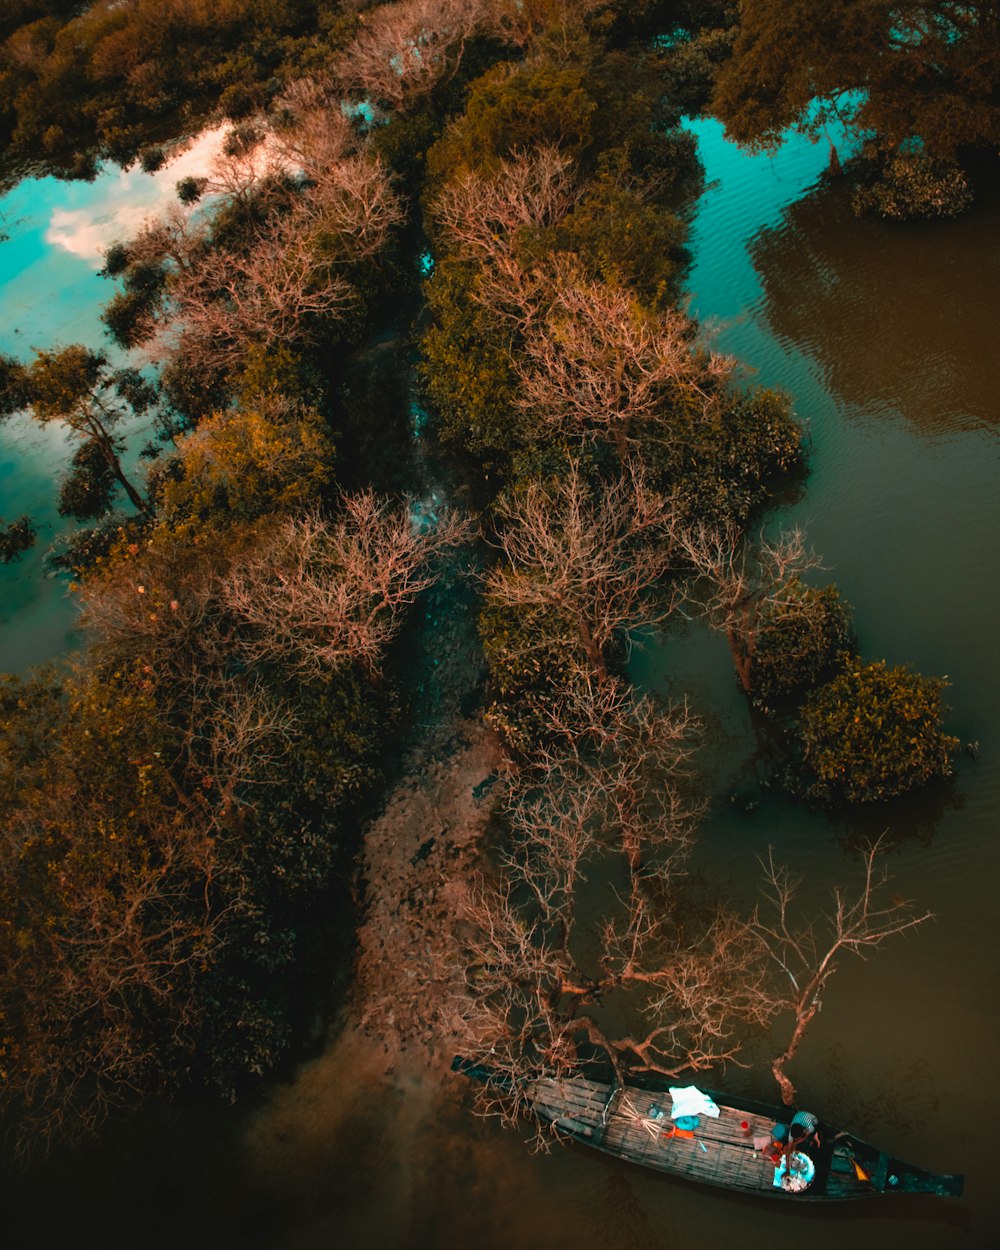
[798,660,958,804]
[751,580,854,705]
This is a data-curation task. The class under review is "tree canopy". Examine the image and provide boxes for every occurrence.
[0,0,960,1156]
[0,0,358,177]
[798,659,958,804]
[712,1,1000,160]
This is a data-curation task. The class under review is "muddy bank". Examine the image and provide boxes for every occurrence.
[353,718,500,1070]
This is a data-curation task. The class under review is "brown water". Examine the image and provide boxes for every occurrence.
[5,123,1000,1249]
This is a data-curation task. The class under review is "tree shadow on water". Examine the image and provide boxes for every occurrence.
[827,774,963,857]
[748,173,1000,437]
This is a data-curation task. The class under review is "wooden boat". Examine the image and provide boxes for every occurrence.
[451,1058,964,1201]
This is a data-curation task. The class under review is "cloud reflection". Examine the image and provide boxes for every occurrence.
[42,125,230,266]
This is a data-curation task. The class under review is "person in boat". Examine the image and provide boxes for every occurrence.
[788,1110,821,1152]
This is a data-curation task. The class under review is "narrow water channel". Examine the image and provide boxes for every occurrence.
[4,123,999,1249]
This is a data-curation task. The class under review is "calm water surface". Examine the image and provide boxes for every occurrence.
[4,123,1000,1249]
[0,131,226,671]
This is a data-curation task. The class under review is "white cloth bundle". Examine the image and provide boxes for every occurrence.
[668,1086,721,1120]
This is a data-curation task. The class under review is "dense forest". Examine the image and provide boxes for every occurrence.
[1,0,992,1158]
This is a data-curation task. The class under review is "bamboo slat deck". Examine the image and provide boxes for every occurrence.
[530,1076,785,1195]
[453,1059,962,1202]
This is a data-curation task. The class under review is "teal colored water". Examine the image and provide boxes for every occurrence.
[0,132,226,673]
[0,175,114,670]
[647,119,999,829]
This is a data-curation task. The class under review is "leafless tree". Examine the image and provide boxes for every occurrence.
[677,522,824,694]
[754,838,932,1105]
[222,494,475,678]
[598,893,779,1074]
[122,202,206,277]
[484,459,680,682]
[456,832,931,1134]
[516,266,735,456]
[433,193,735,457]
[453,656,770,1133]
[118,111,402,384]
[269,82,406,257]
[198,672,301,799]
[432,145,580,265]
[457,873,585,1137]
[271,77,357,174]
[202,125,289,207]
[519,676,703,881]
[331,0,493,108]
[159,140,404,377]
[302,151,407,259]
[165,212,357,375]
[81,492,469,776]
[457,854,778,1135]
[429,147,581,344]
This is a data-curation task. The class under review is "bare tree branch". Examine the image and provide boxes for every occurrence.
[677,522,823,693]
[520,677,703,883]
[223,496,476,678]
[331,0,494,108]
[432,145,581,265]
[484,459,680,680]
[516,266,736,455]
[754,835,933,1105]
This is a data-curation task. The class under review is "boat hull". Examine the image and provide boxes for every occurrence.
[452,1059,964,1202]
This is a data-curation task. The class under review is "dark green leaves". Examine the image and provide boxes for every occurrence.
[798,659,959,804]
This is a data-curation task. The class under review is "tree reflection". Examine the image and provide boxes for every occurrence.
[721,713,964,853]
[749,176,1000,435]
[830,773,964,854]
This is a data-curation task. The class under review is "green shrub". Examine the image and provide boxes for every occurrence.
[540,180,690,310]
[798,660,958,804]
[751,581,854,705]
[58,436,119,519]
[425,58,596,183]
[0,514,36,563]
[642,386,804,526]
[176,175,207,204]
[418,257,524,464]
[851,152,973,220]
[138,144,165,172]
[479,599,580,754]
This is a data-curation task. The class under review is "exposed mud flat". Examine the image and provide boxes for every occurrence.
[353,715,501,1074]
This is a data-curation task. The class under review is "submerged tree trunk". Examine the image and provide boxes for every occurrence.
[771,1005,817,1107]
[726,626,753,693]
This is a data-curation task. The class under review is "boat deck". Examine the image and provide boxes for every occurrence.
[447,1057,961,1202]
[530,1075,785,1194]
